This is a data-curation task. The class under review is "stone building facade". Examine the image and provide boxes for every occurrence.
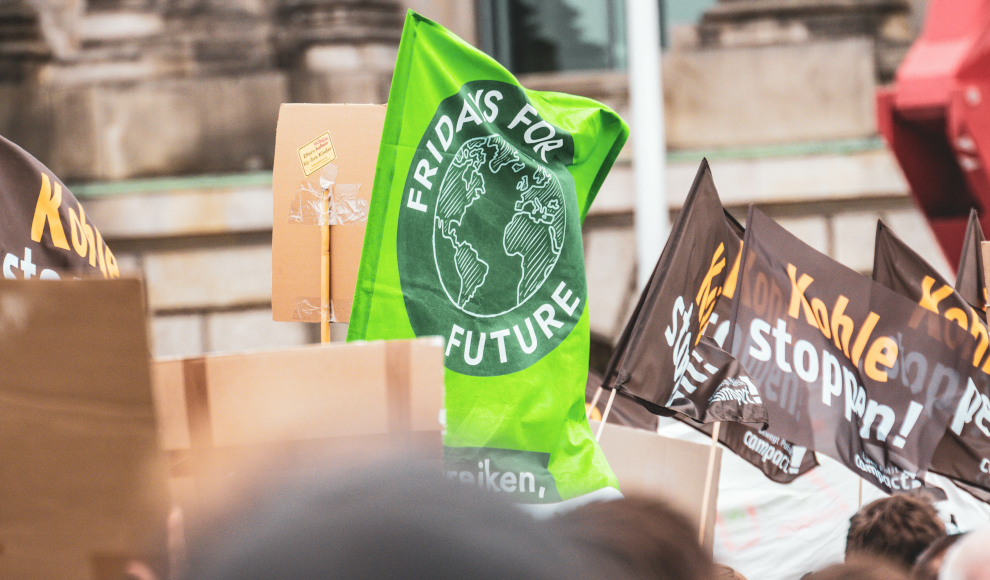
[0,0,949,363]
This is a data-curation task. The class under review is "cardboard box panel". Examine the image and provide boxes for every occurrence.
[272,103,386,324]
[0,279,169,580]
[208,346,390,445]
[593,421,722,554]
[409,338,447,432]
[152,337,445,451]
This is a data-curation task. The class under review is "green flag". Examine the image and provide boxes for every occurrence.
[347,11,627,506]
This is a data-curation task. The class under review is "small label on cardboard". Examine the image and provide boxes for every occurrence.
[298,131,337,176]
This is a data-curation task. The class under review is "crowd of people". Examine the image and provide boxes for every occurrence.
[173,455,988,580]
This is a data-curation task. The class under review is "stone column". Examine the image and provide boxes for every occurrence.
[275,0,403,104]
[0,0,404,181]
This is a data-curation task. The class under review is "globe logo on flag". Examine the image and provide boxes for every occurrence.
[433,134,566,317]
[396,80,585,377]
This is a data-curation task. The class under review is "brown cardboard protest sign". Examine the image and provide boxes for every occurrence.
[153,337,444,450]
[272,104,386,324]
[152,337,445,521]
[0,278,169,580]
[592,421,722,554]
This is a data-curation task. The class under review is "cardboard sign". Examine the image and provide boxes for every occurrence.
[152,337,445,451]
[152,337,445,524]
[593,421,722,554]
[0,278,169,580]
[272,104,386,324]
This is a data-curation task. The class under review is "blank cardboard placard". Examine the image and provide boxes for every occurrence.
[593,421,722,554]
[0,278,168,580]
[152,337,445,450]
[151,338,445,525]
[272,104,386,324]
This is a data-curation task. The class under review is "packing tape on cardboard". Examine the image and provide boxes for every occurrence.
[293,297,336,323]
[288,163,368,226]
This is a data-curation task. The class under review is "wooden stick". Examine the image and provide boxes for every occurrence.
[858,478,863,510]
[320,188,331,344]
[587,386,604,420]
[698,421,722,547]
[595,388,618,441]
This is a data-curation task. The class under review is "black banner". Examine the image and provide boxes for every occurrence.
[694,209,820,483]
[955,209,986,314]
[0,135,118,280]
[872,220,990,497]
[729,207,974,493]
[602,160,767,426]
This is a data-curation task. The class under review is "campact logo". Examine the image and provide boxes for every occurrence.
[396,80,584,376]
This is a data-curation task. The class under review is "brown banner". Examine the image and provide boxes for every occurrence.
[0,135,119,280]
[955,209,987,313]
[872,220,990,498]
[602,160,767,426]
[728,207,974,493]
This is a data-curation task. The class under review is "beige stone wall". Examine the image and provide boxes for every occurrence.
[7,0,947,360]
[79,138,947,360]
[583,148,950,345]
[398,0,476,44]
[81,176,319,359]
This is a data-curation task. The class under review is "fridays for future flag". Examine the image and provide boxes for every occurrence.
[0,135,119,280]
[872,221,990,498]
[729,207,974,493]
[348,11,627,504]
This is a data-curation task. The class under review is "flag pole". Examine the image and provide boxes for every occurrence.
[587,386,604,419]
[627,0,668,291]
[321,188,331,343]
[698,421,721,546]
[595,387,618,441]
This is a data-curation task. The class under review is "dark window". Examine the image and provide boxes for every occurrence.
[478,0,627,74]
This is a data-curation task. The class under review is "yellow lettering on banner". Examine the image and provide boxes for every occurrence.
[695,243,726,341]
[831,296,854,358]
[68,205,93,258]
[945,307,969,330]
[919,276,953,313]
[865,336,898,382]
[105,245,119,278]
[810,297,832,339]
[786,264,815,324]
[30,173,69,250]
[971,318,989,367]
[723,242,743,299]
[94,226,107,278]
[851,311,880,367]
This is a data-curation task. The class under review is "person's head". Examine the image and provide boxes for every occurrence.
[911,534,963,580]
[549,496,715,580]
[182,455,588,580]
[940,525,990,580]
[808,558,909,580]
[715,564,748,580]
[846,494,946,570]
